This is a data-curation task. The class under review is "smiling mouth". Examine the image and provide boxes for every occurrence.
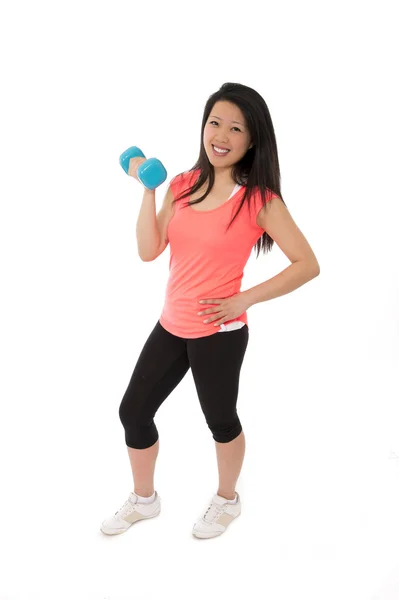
[212,145,231,156]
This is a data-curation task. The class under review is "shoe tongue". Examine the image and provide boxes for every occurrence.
[129,492,138,504]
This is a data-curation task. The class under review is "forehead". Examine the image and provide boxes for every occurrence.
[210,100,246,125]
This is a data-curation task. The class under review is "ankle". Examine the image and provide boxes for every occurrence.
[134,489,155,498]
[217,490,236,501]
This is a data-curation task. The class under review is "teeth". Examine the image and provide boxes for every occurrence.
[213,146,229,154]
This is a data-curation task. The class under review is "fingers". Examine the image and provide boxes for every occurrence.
[128,157,145,179]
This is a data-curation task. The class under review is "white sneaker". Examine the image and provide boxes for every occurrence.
[192,493,241,539]
[100,492,161,535]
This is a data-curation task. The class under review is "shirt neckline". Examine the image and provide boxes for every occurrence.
[188,184,244,214]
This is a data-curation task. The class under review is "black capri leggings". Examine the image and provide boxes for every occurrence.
[119,320,249,449]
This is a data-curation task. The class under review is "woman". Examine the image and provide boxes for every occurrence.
[101,82,320,539]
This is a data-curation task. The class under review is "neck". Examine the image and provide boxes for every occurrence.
[212,167,235,187]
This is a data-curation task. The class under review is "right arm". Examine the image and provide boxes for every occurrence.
[136,185,175,261]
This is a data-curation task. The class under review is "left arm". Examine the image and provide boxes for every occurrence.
[243,260,319,307]
[243,196,320,307]
[198,196,320,324]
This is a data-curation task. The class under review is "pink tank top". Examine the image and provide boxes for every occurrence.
[159,168,278,339]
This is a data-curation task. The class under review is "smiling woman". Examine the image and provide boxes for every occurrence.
[102,82,320,542]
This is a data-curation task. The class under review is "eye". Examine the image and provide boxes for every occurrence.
[209,120,241,132]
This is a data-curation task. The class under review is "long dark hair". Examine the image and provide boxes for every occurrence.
[171,82,286,258]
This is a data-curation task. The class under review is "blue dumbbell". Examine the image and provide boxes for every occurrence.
[119,146,167,190]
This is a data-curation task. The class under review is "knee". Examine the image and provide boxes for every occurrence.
[118,397,134,427]
[118,399,158,449]
[118,391,146,427]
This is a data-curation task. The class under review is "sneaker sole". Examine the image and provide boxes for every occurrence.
[100,506,161,535]
[192,529,224,539]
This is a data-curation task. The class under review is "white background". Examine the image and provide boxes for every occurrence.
[0,1,398,599]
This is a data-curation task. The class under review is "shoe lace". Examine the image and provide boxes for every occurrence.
[203,502,224,524]
[114,499,135,518]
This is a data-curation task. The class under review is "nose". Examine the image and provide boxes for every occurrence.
[214,125,230,144]
[214,132,229,144]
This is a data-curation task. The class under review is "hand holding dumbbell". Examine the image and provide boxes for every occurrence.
[119,146,167,190]
[127,156,147,182]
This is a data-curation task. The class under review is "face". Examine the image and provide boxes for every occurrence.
[203,100,253,175]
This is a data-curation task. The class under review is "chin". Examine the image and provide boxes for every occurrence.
[207,151,234,166]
